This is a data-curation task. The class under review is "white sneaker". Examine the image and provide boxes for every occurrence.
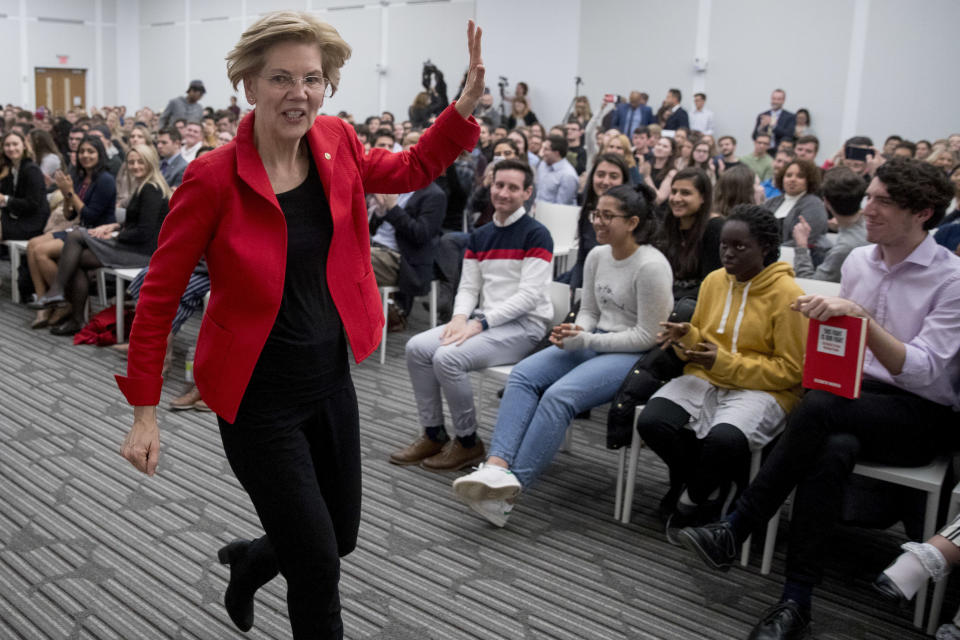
[468,499,514,528]
[452,463,522,503]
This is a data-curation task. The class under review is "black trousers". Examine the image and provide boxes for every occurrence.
[735,382,954,586]
[635,397,751,504]
[218,378,361,639]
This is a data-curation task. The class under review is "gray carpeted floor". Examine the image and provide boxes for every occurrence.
[0,270,944,639]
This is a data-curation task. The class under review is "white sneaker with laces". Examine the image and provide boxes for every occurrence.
[452,462,522,503]
[468,499,513,528]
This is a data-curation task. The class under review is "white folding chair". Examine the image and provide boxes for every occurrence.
[928,480,960,634]
[6,240,29,303]
[96,267,145,344]
[531,202,580,274]
[377,280,438,364]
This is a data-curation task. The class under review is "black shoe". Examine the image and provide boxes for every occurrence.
[49,318,82,336]
[872,572,909,606]
[218,539,255,632]
[747,600,810,640]
[27,293,66,310]
[677,521,738,572]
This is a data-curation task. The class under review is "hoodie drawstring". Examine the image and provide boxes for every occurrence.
[715,279,734,335]
[729,281,751,354]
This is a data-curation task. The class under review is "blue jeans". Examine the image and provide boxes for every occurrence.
[488,345,643,488]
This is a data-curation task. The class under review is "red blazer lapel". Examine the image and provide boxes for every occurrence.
[235,111,281,209]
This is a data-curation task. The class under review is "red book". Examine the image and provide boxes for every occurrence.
[802,315,869,399]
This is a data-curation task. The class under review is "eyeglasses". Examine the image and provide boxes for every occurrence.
[261,73,332,97]
[589,210,632,224]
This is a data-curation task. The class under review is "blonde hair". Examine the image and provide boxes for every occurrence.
[226,11,352,96]
[603,134,636,168]
[127,144,172,201]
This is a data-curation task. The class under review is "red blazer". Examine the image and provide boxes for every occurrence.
[116,105,479,423]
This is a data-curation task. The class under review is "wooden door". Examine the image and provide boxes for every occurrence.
[34,68,87,116]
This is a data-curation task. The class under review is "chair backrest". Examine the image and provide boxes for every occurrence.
[533,202,581,253]
[778,245,795,265]
[795,277,841,297]
[549,281,571,325]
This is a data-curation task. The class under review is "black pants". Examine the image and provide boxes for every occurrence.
[218,379,361,639]
[635,397,751,504]
[735,382,954,586]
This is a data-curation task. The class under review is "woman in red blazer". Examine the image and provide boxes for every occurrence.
[118,12,482,638]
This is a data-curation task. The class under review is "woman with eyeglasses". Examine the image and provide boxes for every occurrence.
[116,11,483,638]
[451,183,673,527]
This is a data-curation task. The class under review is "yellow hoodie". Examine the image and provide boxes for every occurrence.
[676,261,807,413]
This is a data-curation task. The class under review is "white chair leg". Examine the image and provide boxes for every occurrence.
[115,274,126,344]
[429,279,438,328]
[9,244,20,303]
[928,499,960,634]
[621,427,642,524]
[97,269,107,307]
[379,288,389,364]
[615,447,626,520]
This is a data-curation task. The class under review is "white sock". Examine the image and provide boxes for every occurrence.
[883,552,928,599]
[678,490,695,507]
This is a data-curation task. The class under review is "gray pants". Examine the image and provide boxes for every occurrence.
[405,316,545,437]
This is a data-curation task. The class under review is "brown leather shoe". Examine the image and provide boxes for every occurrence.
[422,438,486,472]
[194,398,212,412]
[389,435,446,465]
[170,386,203,411]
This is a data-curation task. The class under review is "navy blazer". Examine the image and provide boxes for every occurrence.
[70,170,117,227]
[372,182,447,297]
[0,159,50,240]
[753,109,797,147]
[612,103,653,134]
[663,107,690,131]
[160,153,188,188]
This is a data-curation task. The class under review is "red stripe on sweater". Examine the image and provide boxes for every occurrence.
[464,248,552,262]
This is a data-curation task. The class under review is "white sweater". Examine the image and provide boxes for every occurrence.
[563,244,674,352]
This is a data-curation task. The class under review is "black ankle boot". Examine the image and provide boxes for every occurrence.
[218,539,257,632]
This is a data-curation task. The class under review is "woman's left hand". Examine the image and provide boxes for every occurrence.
[549,323,582,347]
[685,342,718,369]
[454,21,485,119]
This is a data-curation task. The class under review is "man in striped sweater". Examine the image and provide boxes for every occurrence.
[390,159,554,471]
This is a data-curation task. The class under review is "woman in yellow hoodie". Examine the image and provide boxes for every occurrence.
[636,204,807,539]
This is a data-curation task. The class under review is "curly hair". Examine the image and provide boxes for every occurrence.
[875,158,955,229]
[726,204,781,265]
[601,183,659,245]
[774,158,822,194]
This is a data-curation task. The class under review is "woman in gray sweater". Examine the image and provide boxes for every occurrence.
[451,183,674,527]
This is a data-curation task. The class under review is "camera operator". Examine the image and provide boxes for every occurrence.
[408,60,449,128]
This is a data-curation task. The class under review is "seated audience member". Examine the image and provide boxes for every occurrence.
[28,129,63,188]
[472,89,500,129]
[452,184,672,526]
[715,135,741,173]
[876,514,960,638]
[762,158,830,254]
[761,148,795,198]
[792,167,868,281]
[663,169,723,300]
[29,144,170,335]
[389,160,553,471]
[612,91,654,138]
[369,135,447,325]
[793,108,814,139]
[465,138,535,229]
[201,115,218,148]
[180,121,204,163]
[915,140,933,161]
[893,141,916,159]
[505,96,538,130]
[600,134,642,185]
[564,153,629,290]
[741,133,775,182]
[928,147,958,174]
[0,131,51,240]
[87,125,123,176]
[536,135,579,205]
[690,141,715,183]
[713,165,759,218]
[156,127,187,189]
[793,134,819,164]
[881,135,903,158]
[753,89,796,154]
[28,135,117,327]
[639,206,805,538]
[474,121,494,163]
[829,135,874,178]
[679,158,960,640]
[661,89,689,131]
[64,127,85,172]
[938,164,960,227]
[642,136,679,203]
[507,129,539,169]
[674,138,694,171]
[216,130,234,147]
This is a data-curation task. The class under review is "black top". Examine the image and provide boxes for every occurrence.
[242,153,347,410]
[0,159,50,240]
[673,215,724,300]
[117,183,168,255]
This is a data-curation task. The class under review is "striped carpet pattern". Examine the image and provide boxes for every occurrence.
[0,269,942,639]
